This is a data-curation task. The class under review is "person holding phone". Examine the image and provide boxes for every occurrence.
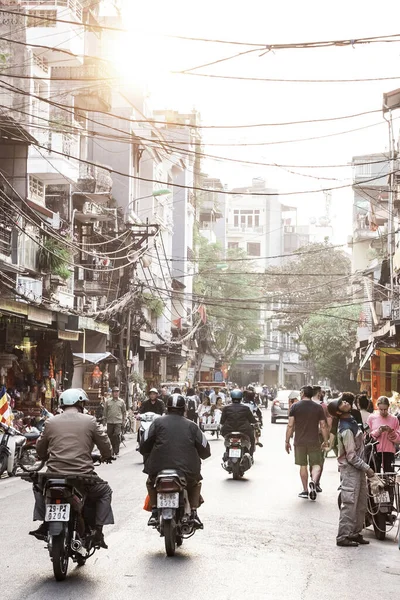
[367,396,400,472]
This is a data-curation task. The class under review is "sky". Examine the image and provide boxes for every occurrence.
[102,0,400,243]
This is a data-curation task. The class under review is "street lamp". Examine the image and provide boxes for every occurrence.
[125,189,172,224]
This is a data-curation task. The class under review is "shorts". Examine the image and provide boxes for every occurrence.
[294,445,323,467]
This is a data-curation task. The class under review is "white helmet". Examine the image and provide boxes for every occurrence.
[60,388,89,406]
[149,388,158,394]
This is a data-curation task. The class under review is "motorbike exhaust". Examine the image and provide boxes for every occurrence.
[181,523,192,535]
[71,539,82,552]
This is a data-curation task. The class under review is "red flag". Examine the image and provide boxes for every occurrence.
[198,305,207,324]
[172,318,182,330]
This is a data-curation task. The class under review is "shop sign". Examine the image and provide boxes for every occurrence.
[0,299,27,317]
[78,317,109,335]
[58,330,80,341]
[27,306,52,325]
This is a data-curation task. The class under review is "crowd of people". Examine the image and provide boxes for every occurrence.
[285,384,400,547]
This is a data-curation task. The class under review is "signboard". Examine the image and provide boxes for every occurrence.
[27,306,52,325]
[58,330,80,341]
[78,316,109,335]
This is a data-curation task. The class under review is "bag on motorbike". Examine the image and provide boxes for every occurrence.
[143,494,152,512]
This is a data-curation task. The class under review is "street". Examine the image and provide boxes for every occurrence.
[1,412,400,600]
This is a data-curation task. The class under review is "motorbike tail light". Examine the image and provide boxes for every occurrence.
[156,478,181,493]
[230,438,241,444]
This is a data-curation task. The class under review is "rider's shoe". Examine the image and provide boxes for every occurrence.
[256,442,263,447]
[349,534,369,545]
[147,508,158,527]
[93,526,108,549]
[29,522,48,541]
[336,538,359,547]
[191,509,204,530]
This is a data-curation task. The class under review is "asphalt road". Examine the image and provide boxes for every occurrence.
[1,410,400,600]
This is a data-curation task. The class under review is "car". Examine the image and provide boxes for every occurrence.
[271,390,300,423]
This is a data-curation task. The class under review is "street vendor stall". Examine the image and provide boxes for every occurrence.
[72,352,118,415]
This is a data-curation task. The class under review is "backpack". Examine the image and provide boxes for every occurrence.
[187,398,197,414]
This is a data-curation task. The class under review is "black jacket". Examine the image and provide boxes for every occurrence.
[220,403,256,435]
[140,398,165,415]
[140,413,211,478]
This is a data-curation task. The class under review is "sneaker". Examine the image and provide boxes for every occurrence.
[336,538,359,547]
[257,442,264,448]
[147,508,158,527]
[191,510,204,530]
[309,481,317,501]
[93,527,108,549]
[316,484,322,493]
[298,491,308,499]
[349,534,369,545]
[29,522,48,541]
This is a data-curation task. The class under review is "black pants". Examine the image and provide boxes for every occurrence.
[107,423,122,455]
[374,452,394,473]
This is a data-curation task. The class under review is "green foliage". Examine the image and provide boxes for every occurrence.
[37,238,71,280]
[264,241,352,334]
[142,293,164,318]
[300,304,360,389]
[194,236,262,363]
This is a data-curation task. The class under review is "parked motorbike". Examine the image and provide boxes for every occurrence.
[149,469,201,557]
[222,432,253,480]
[22,454,114,581]
[0,422,44,477]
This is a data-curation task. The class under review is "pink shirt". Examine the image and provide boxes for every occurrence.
[367,413,400,453]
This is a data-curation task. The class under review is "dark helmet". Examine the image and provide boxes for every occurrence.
[166,393,186,410]
[327,398,343,418]
[231,389,243,403]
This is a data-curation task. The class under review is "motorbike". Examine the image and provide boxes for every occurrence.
[21,454,113,581]
[0,422,44,477]
[149,469,200,557]
[222,432,253,480]
[137,412,162,445]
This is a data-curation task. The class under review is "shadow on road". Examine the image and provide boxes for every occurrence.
[15,567,96,600]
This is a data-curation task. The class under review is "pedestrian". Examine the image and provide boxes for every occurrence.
[358,394,370,428]
[327,396,378,547]
[285,385,329,501]
[104,386,126,457]
[159,386,169,404]
[311,385,331,493]
[367,396,400,473]
[186,387,199,423]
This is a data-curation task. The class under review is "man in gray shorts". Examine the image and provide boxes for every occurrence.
[285,385,329,500]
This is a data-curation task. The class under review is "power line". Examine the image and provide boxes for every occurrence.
[174,71,400,84]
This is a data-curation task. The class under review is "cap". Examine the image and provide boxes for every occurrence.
[112,386,120,392]
[149,388,158,394]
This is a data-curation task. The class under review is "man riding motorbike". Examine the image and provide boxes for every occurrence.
[140,388,166,416]
[140,393,211,529]
[29,388,114,549]
[220,389,256,455]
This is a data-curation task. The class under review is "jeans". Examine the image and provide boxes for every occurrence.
[33,480,114,527]
[107,423,122,455]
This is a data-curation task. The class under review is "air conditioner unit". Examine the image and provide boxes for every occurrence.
[382,300,392,319]
[16,276,43,301]
[284,226,294,233]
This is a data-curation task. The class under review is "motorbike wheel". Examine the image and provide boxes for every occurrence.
[52,531,70,581]
[0,454,7,477]
[19,447,45,473]
[232,462,242,480]
[164,519,177,557]
[372,511,386,541]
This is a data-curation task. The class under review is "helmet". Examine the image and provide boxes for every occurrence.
[247,384,255,392]
[149,388,158,394]
[166,394,186,410]
[327,398,343,418]
[231,389,243,402]
[60,388,89,406]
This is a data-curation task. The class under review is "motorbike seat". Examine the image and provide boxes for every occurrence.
[156,469,187,486]
[24,431,40,440]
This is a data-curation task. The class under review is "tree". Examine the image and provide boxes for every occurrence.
[263,241,352,335]
[300,305,360,389]
[194,235,262,364]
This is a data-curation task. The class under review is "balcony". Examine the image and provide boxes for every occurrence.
[73,165,113,203]
[22,0,85,67]
[52,62,112,112]
[74,270,117,298]
[28,131,80,182]
[227,224,265,235]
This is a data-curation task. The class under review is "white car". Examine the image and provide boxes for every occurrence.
[271,390,300,423]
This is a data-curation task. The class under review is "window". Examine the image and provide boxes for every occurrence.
[234,214,239,227]
[29,176,44,203]
[228,242,239,250]
[255,214,260,227]
[27,10,57,27]
[247,242,261,256]
[232,209,262,229]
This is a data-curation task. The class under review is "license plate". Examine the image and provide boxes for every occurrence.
[373,491,390,503]
[45,503,70,522]
[205,423,218,430]
[157,492,179,508]
[229,448,241,458]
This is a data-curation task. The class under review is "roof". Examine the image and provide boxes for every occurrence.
[0,115,37,145]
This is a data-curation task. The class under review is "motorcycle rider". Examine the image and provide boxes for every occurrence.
[29,388,114,549]
[140,388,166,416]
[220,389,256,455]
[140,393,211,529]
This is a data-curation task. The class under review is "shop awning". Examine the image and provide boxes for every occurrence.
[359,342,375,369]
[73,352,117,364]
